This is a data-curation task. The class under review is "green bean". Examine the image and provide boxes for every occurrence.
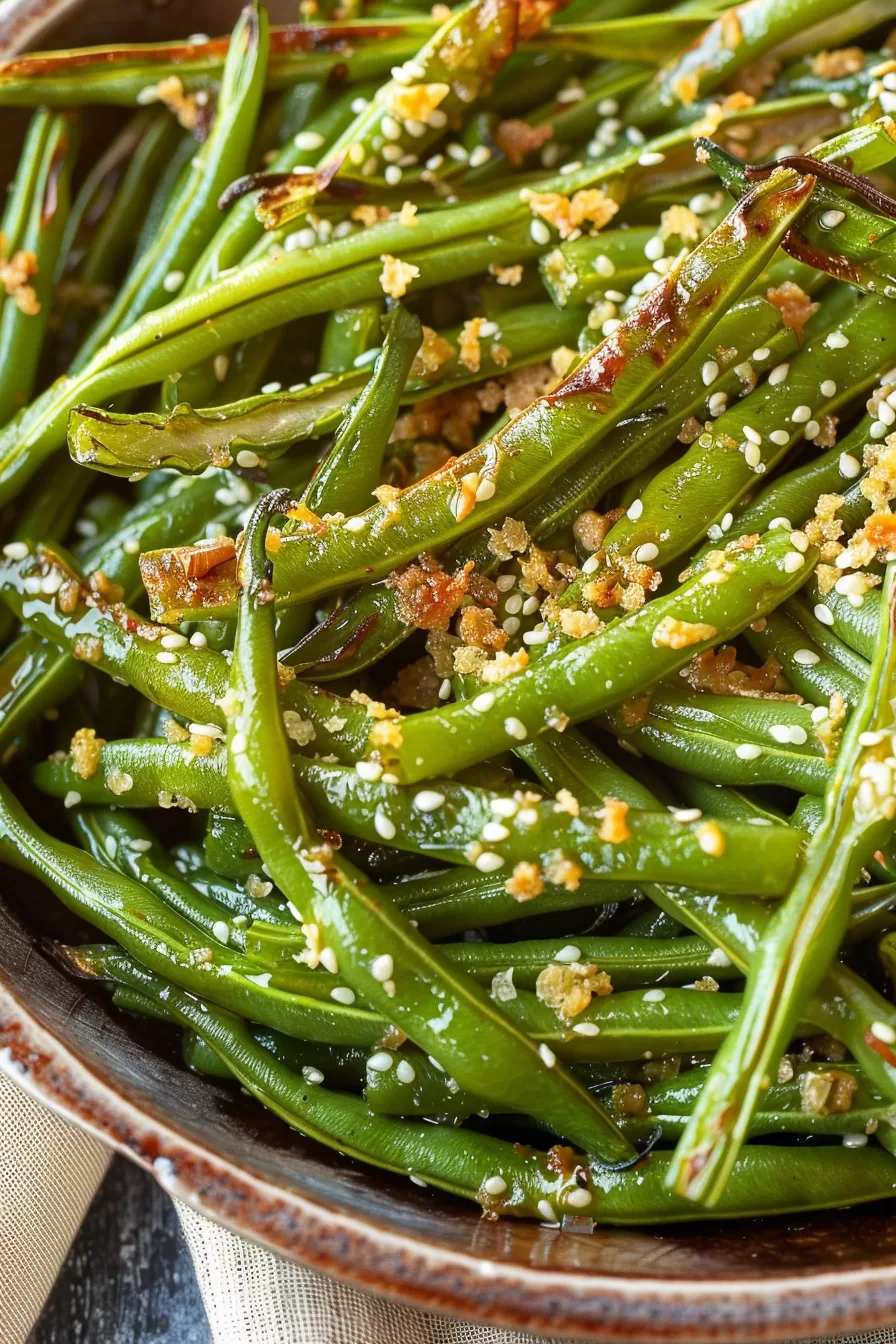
[70,948,896,1222]
[32,738,806,899]
[441,934,739,989]
[72,4,269,371]
[807,580,881,663]
[669,564,896,1204]
[319,300,384,374]
[386,528,818,783]
[0,110,77,425]
[604,686,830,794]
[743,605,863,708]
[626,0,856,127]
[226,488,636,1161]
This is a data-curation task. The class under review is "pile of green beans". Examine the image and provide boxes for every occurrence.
[8,0,896,1225]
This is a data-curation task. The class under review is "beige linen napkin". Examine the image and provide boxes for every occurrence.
[4,1070,896,1344]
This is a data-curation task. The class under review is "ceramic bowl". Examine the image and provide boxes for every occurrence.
[2,3,896,1337]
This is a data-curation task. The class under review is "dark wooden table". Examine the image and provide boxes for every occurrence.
[29,1156,212,1344]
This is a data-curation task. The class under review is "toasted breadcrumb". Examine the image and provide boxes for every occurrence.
[660,204,702,244]
[543,853,583,890]
[458,317,486,373]
[651,617,717,650]
[558,607,602,638]
[553,788,580,818]
[598,797,630,844]
[488,262,523,286]
[536,961,612,1019]
[495,118,553,165]
[398,200,419,228]
[283,711,316,746]
[505,860,544,901]
[379,254,420,299]
[0,247,39,314]
[767,281,819,342]
[387,82,449,122]
[480,648,530,682]
[811,47,864,78]
[70,727,105,780]
[458,605,507,651]
[411,325,454,377]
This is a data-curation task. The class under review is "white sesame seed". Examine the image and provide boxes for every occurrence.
[735,743,763,760]
[475,477,496,502]
[261,380,282,394]
[294,130,325,151]
[814,603,835,626]
[825,330,849,349]
[481,821,510,843]
[189,631,208,648]
[638,150,665,166]
[879,401,896,427]
[788,725,808,745]
[162,270,184,293]
[782,552,805,573]
[469,145,492,167]
[743,425,762,446]
[502,617,520,636]
[536,1199,556,1223]
[212,919,229,945]
[355,761,383,781]
[720,512,733,532]
[2,542,29,560]
[701,360,719,386]
[872,1021,896,1045]
[793,648,820,666]
[752,347,770,361]
[555,945,581,963]
[64,791,81,809]
[708,391,728,417]
[472,692,495,712]
[565,1187,592,1209]
[643,988,665,1002]
[161,632,188,649]
[744,443,761,469]
[811,704,829,723]
[571,1021,600,1036]
[530,219,551,245]
[484,1175,507,1196]
[838,452,861,479]
[368,1051,393,1071]
[768,363,789,386]
[792,406,812,424]
[539,1043,557,1067]
[371,953,394,983]
[156,651,179,664]
[770,724,792,744]
[804,420,820,440]
[438,679,451,700]
[789,530,809,553]
[843,1132,869,1147]
[769,429,790,446]
[413,789,445,812]
[626,498,643,521]
[331,986,356,1005]
[820,209,846,229]
[504,716,528,741]
[644,236,664,261]
[396,1059,416,1083]
[820,379,837,399]
[632,542,659,564]
[374,808,396,840]
[491,798,518,818]
[475,852,505,873]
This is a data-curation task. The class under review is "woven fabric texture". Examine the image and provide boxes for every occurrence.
[0,1072,110,1344]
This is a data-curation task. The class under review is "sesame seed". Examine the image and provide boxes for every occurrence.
[825,330,849,349]
[162,270,184,293]
[644,236,664,261]
[626,498,643,521]
[872,1021,896,1045]
[791,405,812,424]
[814,603,835,626]
[212,920,229,945]
[371,953,394,982]
[720,512,733,532]
[743,425,762,446]
[490,798,518,818]
[820,379,837,398]
[708,391,728,417]
[294,130,324,151]
[539,1043,556,1067]
[475,477,496,502]
[788,725,808,745]
[469,145,491,167]
[782,552,805,573]
[261,380,282,394]
[472,692,495,712]
[770,724,791,744]
[673,807,702,822]
[2,542,29,560]
[735,743,763,760]
[843,1132,869,1148]
[811,705,829,723]
[804,420,820,440]
[331,986,356,1005]
[752,347,770,361]
[638,150,665,166]
[769,429,790,446]
[484,1175,507,1196]
[475,851,505,872]
[768,363,789,386]
[374,808,396,840]
[502,617,520,636]
[571,1021,600,1036]
[555,945,581,963]
[537,1199,556,1223]
[744,443,761,469]
[879,401,896,427]
[701,360,719,386]
[820,209,846,229]
[368,1051,393,1071]
[413,789,445,812]
[839,452,861,478]
[156,651,179,664]
[481,821,510,843]
[438,679,451,700]
[504,716,528,741]
[396,1059,416,1083]
[530,219,551,245]
[64,791,81,809]
[161,632,188,649]
[643,988,665,1002]
[789,530,809,553]
[633,542,659,563]
[566,1187,592,1208]
[355,761,383,781]
[793,648,820,666]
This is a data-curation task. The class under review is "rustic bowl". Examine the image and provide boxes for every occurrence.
[3,3,896,1338]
